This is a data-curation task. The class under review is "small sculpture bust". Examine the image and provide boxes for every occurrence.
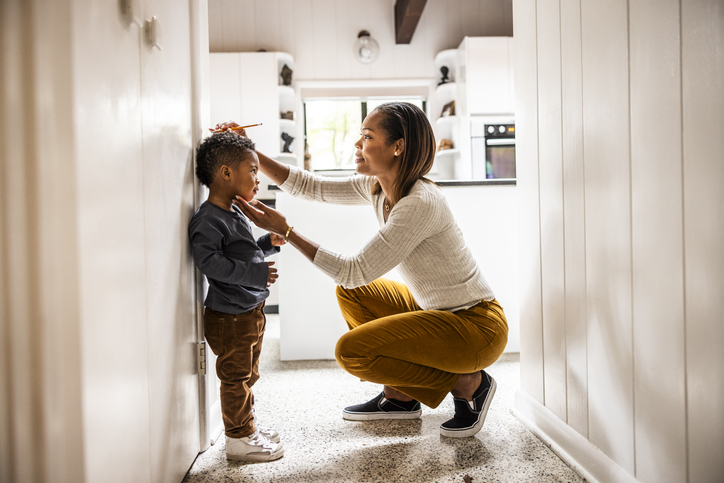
[281,64,293,86]
[282,132,294,153]
[438,66,450,86]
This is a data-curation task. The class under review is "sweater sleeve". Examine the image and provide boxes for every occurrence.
[279,165,373,206]
[189,218,269,289]
[312,190,443,288]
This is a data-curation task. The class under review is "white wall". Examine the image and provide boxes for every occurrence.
[0,1,207,482]
[513,0,724,482]
[208,0,513,80]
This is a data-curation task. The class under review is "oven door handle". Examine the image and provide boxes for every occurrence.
[486,138,516,146]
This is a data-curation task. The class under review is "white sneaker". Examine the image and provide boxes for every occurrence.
[225,430,284,462]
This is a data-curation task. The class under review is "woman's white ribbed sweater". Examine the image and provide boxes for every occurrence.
[280,166,495,311]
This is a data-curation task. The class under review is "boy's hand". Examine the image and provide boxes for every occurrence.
[270,233,286,247]
[266,261,278,287]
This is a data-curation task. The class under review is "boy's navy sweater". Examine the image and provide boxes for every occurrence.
[189,200,280,314]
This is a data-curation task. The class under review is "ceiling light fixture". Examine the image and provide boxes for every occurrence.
[354,30,379,64]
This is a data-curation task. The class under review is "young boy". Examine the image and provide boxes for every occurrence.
[189,132,285,462]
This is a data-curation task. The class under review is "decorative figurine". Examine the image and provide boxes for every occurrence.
[437,139,454,152]
[281,64,293,86]
[282,132,294,153]
[438,66,450,85]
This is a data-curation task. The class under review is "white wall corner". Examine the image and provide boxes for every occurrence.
[511,389,640,483]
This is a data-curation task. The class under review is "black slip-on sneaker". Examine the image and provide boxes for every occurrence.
[343,391,422,421]
[440,370,497,438]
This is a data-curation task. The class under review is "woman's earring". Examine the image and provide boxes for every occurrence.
[394,152,398,156]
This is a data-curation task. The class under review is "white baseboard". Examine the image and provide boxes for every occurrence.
[511,389,639,483]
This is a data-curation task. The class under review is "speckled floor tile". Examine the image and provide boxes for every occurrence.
[183,315,584,483]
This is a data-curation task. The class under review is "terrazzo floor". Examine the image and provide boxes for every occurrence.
[183,315,584,483]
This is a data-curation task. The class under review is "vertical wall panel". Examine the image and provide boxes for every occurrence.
[580,0,634,473]
[207,0,223,51]
[559,0,587,439]
[291,0,315,79]
[278,0,296,55]
[629,1,687,481]
[254,0,281,51]
[682,1,724,482]
[367,0,396,79]
[73,2,152,481]
[514,0,544,403]
[536,0,567,421]
[333,0,355,80]
[140,0,199,481]
[311,0,338,79]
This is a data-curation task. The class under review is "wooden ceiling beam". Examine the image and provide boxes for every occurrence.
[394,0,427,44]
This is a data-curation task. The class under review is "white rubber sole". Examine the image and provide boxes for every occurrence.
[439,377,497,438]
[342,409,422,421]
[226,446,284,462]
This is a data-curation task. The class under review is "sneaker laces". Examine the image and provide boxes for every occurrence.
[249,431,275,450]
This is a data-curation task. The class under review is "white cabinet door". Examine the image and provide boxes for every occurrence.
[464,37,515,115]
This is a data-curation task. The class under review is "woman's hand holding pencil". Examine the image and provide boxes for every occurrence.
[210,122,261,134]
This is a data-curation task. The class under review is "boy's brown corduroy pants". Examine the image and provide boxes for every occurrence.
[335,279,508,409]
[204,303,266,438]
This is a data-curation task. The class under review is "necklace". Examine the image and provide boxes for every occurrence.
[385,202,390,212]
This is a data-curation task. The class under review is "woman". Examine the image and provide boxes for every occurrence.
[217,102,508,438]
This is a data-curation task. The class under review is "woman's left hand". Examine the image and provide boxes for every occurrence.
[234,197,290,236]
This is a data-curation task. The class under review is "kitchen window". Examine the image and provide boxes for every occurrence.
[304,97,426,172]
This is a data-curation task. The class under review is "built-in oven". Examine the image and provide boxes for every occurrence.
[470,116,516,179]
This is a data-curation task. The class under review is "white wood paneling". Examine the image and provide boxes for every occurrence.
[311,0,338,79]
[513,0,544,403]
[292,0,316,79]
[559,0,587,439]
[208,0,513,81]
[682,1,724,482]
[580,0,634,473]
[73,1,152,481]
[515,0,724,481]
[629,1,687,481]
[537,0,566,422]
[1,2,85,482]
[254,0,280,51]
[139,0,199,481]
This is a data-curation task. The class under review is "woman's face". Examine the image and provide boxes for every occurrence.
[354,110,399,178]
[230,152,261,202]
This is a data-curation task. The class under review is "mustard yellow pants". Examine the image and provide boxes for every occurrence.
[334,278,508,409]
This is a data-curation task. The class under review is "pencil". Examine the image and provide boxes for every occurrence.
[211,123,262,133]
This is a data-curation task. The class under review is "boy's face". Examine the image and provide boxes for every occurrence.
[229,152,260,202]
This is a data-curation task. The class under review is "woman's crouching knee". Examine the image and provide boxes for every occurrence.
[334,330,366,374]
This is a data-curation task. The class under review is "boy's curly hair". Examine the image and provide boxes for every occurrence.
[195,132,256,187]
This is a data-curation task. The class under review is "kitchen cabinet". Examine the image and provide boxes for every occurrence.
[276,183,520,360]
[209,51,300,198]
[433,37,515,180]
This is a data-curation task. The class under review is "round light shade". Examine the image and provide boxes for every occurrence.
[354,30,379,64]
